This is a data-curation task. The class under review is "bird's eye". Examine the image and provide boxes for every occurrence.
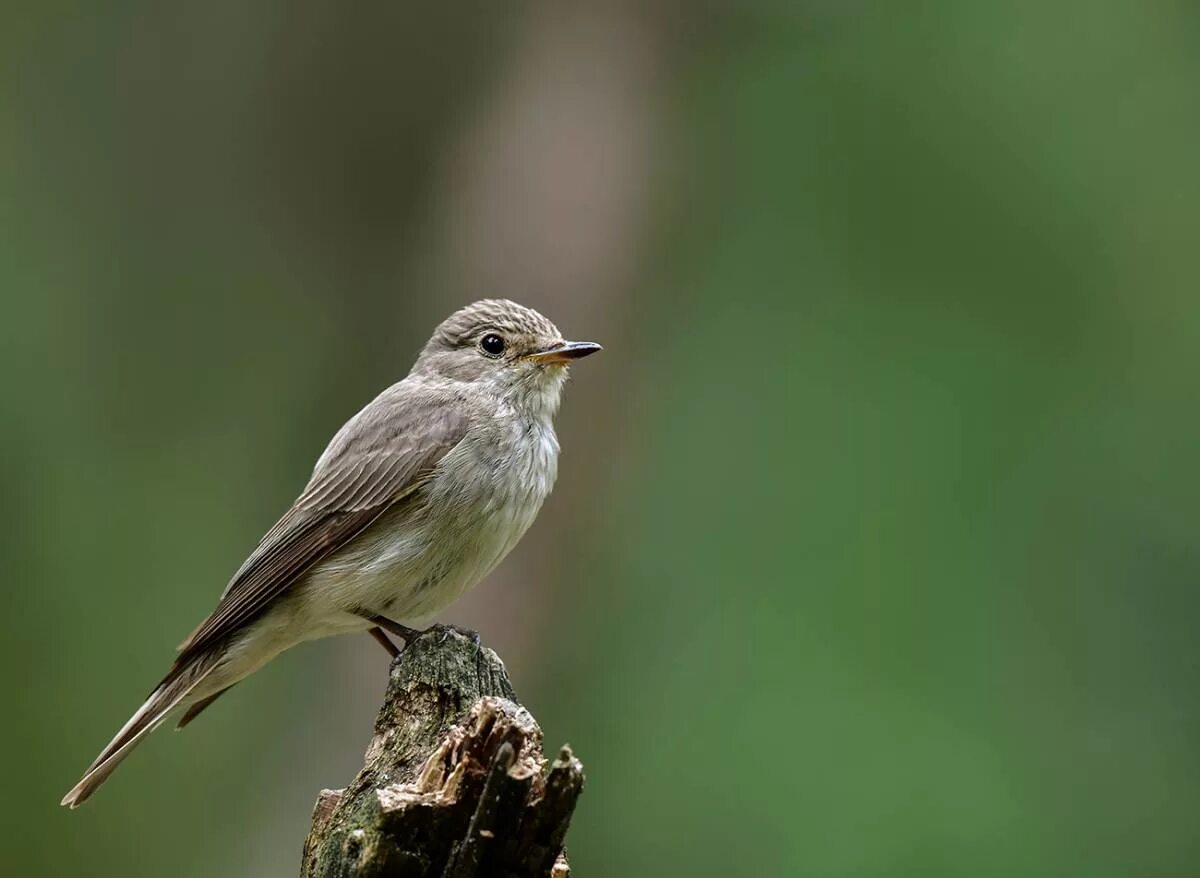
[479,333,506,357]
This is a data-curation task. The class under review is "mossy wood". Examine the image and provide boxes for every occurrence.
[301,628,583,877]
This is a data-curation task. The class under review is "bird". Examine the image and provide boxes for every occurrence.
[61,299,601,808]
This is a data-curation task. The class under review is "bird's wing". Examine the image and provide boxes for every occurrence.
[174,385,469,663]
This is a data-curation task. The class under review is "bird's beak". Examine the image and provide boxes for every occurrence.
[524,341,603,364]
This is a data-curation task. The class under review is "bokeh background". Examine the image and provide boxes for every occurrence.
[3,2,1199,875]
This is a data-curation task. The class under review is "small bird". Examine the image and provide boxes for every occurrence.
[62,299,601,808]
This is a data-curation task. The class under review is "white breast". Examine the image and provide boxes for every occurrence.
[300,410,561,631]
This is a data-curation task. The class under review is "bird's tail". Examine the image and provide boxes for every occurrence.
[61,652,219,809]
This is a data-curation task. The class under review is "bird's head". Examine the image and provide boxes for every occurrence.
[414,299,601,414]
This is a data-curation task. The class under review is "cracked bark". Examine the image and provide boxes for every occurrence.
[301,627,584,877]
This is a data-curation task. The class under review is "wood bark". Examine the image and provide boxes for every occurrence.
[301,627,584,877]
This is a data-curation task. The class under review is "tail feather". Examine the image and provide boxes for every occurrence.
[61,654,219,808]
[175,683,235,731]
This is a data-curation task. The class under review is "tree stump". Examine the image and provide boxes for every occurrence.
[301,627,584,877]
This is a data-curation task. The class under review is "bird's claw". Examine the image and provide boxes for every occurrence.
[365,615,481,657]
[431,623,482,649]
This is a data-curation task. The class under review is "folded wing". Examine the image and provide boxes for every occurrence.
[175,386,468,665]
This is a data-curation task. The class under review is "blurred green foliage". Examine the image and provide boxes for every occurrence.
[3,2,1199,876]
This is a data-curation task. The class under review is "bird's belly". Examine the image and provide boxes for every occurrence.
[301,461,553,630]
[378,501,540,623]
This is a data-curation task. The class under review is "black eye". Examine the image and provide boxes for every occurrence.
[480,333,506,357]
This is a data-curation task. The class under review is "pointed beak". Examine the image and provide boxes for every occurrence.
[524,340,603,364]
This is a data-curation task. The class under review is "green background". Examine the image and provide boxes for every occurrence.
[3,2,1198,875]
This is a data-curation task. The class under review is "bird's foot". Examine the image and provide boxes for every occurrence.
[431,623,482,648]
[366,616,481,655]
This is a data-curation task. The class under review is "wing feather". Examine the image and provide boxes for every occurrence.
[175,385,468,663]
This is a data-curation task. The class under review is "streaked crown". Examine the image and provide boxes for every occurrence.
[430,299,560,350]
[413,300,568,389]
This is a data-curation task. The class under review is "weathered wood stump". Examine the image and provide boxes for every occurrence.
[301,627,584,877]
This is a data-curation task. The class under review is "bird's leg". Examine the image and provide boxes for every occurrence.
[365,614,482,650]
[367,626,401,658]
[369,615,425,643]
[355,612,413,657]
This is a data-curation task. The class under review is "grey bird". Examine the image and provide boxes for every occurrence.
[62,299,601,808]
